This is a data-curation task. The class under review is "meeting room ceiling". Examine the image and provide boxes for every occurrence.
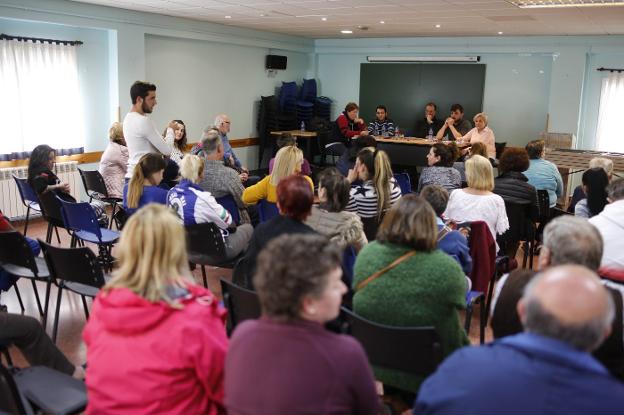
[71,0,624,38]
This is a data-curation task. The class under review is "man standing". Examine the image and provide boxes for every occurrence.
[415,265,624,415]
[214,114,249,181]
[415,102,444,139]
[367,105,395,137]
[436,104,472,140]
[123,81,176,179]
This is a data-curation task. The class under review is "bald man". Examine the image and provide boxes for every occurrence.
[414,265,624,415]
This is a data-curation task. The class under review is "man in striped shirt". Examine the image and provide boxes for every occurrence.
[367,105,396,137]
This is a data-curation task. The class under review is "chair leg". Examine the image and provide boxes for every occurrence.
[81,295,90,320]
[464,303,473,334]
[54,227,61,244]
[42,279,52,331]
[108,203,117,230]
[30,279,44,317]
[479,298,487,345]
[52,286,63,344]
[201,265,208,288]
[1,347,14,369]
[23,206,31,236]
[46,222,53,243]
[12,282,25,313]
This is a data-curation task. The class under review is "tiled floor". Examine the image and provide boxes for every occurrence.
[2,216,498,369]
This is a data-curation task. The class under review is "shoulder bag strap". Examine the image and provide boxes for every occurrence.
[355,250,416,292]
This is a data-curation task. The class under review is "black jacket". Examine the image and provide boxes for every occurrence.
[494,171,539,219]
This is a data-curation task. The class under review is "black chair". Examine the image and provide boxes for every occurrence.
[498,201,535,269]
[0,231,51,321]
[12,176,41,237]
[339,307,443,377]
[36,191,67,244]
[39,241,107,344]
[361,217,380,242]
[220,278,261,336]
[77,168,122,229]
[494,142,507,160]
[6,363,87,415]
[186,223,239,288]
[0,363,30,415]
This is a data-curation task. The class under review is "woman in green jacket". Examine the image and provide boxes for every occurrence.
[353,194,469,395]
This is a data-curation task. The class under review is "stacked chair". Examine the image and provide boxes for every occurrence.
[256,95,297,169]
[314,96,333,120]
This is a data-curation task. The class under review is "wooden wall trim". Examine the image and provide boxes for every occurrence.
[0,137,259,168]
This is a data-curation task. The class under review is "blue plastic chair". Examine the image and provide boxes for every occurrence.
[279,81,298,113]
[300,78,317,102]
[393,172,412,195]
[258,199,279,223]
[12,175,42,236]
[216,195,241,225]
[56,197,119,271]
[342,245,357,287]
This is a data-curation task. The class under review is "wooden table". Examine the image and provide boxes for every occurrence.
[270,130,318,161]
[375,136,469,167]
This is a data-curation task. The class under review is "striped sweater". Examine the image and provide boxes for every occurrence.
[346,178,402,218]
[367,119,395,136]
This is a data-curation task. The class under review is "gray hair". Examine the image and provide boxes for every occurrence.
[420,185,449,217]
[214,114,228,128]
[542,216,603,270]
[607,178,624,201]
[523,273,615,352]
[589,157,614,177]
[200,128,222,155]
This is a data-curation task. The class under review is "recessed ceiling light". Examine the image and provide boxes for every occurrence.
[341,30,353,34]
[435,24,441,28]
[321,17,327,21]
[260,13,265,17]
[380,20,385,24]
[498,31,504,34]
[511,0,624,8]
[225,15,232,19]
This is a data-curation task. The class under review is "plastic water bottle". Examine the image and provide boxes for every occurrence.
[427,127,434,140]
[381,124,387,137]
[300,121,305,132]
[394,125,399,137]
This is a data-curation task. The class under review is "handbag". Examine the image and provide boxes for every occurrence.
[355,250,416,292]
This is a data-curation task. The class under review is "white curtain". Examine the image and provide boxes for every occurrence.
[0,39,84,156]
[595,72,624,153]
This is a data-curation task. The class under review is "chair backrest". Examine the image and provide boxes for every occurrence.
[12,176,39,207]
[39,241,106,289]
[77,168,109,199]
[56,197,103,241]
[216,195,241,225]
[339,307,443,376]
[0,231,40,277]
[536,189,551,222]
[258,199,279,223]
[361,216,380,242]
[36,191,65,226]
[220,278,261,336]
[495,142,507,159]
[499,201,534,248]
[393,172,412,195]
[0,364,29,415]
[186,222,227,263]
[342,245,357,287]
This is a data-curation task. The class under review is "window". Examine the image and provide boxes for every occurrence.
[0,38,84,159]
[595,72,624,153]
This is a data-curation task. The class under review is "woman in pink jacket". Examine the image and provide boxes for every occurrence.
[99,122,129,199]
[83,204,228,415]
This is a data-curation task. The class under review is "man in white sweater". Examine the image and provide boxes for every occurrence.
[123,81,176,179]
[589,178,624,270]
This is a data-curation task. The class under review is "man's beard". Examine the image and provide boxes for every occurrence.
[142,101,152,114]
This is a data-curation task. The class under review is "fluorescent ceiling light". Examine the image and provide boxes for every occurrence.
[367,56,480,62]
[510,0,624,8]
[341,30,353,34]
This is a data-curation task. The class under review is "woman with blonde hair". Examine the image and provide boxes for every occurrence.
[83,204,228,414]
[444,154,509,244]
[122,153,168,215]
[458,112,496,160]
[168,154,253,259]
[99,122,129,199]
[242,145,313,204]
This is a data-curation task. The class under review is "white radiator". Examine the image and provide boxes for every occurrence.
[0,161,81,221]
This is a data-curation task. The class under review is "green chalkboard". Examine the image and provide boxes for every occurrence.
[359,63,486,136]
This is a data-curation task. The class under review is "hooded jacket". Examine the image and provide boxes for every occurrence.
[83,284,228,415]
[305,205,368,251]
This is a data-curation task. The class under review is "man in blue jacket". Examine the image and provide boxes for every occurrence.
[414,264,624,415]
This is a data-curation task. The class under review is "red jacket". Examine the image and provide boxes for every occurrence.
[335,112,366,141]
[83,284,228,415]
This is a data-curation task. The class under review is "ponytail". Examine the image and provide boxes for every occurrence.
[357,148,394,219]
[127,153,167,209]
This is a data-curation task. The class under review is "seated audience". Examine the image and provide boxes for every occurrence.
[163,119,187,165]
[84,204,228,414]
[452,141,487,182]
[122,153,168,215]
[167,155,252,259]
[569,157,614,213]
[235,175,316,288]
[353,195,468,394]
[198,128,251,224]
[590,178,624,270]
[1,312,85,379]
[225,234,379,415]
[435,103,472,140]
[415,265,624,415]
[214,114,250,179]
[523,139,563,208]
[336,135,377,177]
[417,142,461,193]
[346,148,402,220]
[333,102,368,144]
[444,155,509,247]
[99,121,128,199]
[0,211,39,303]
[457,112,496,160]
[575,167,609,218]
[268,133,311,176]
[420,185,472,275]
[305,168,368,252]
[415,102,444,139]
[242,145,313,205]
[367,105,395,136]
